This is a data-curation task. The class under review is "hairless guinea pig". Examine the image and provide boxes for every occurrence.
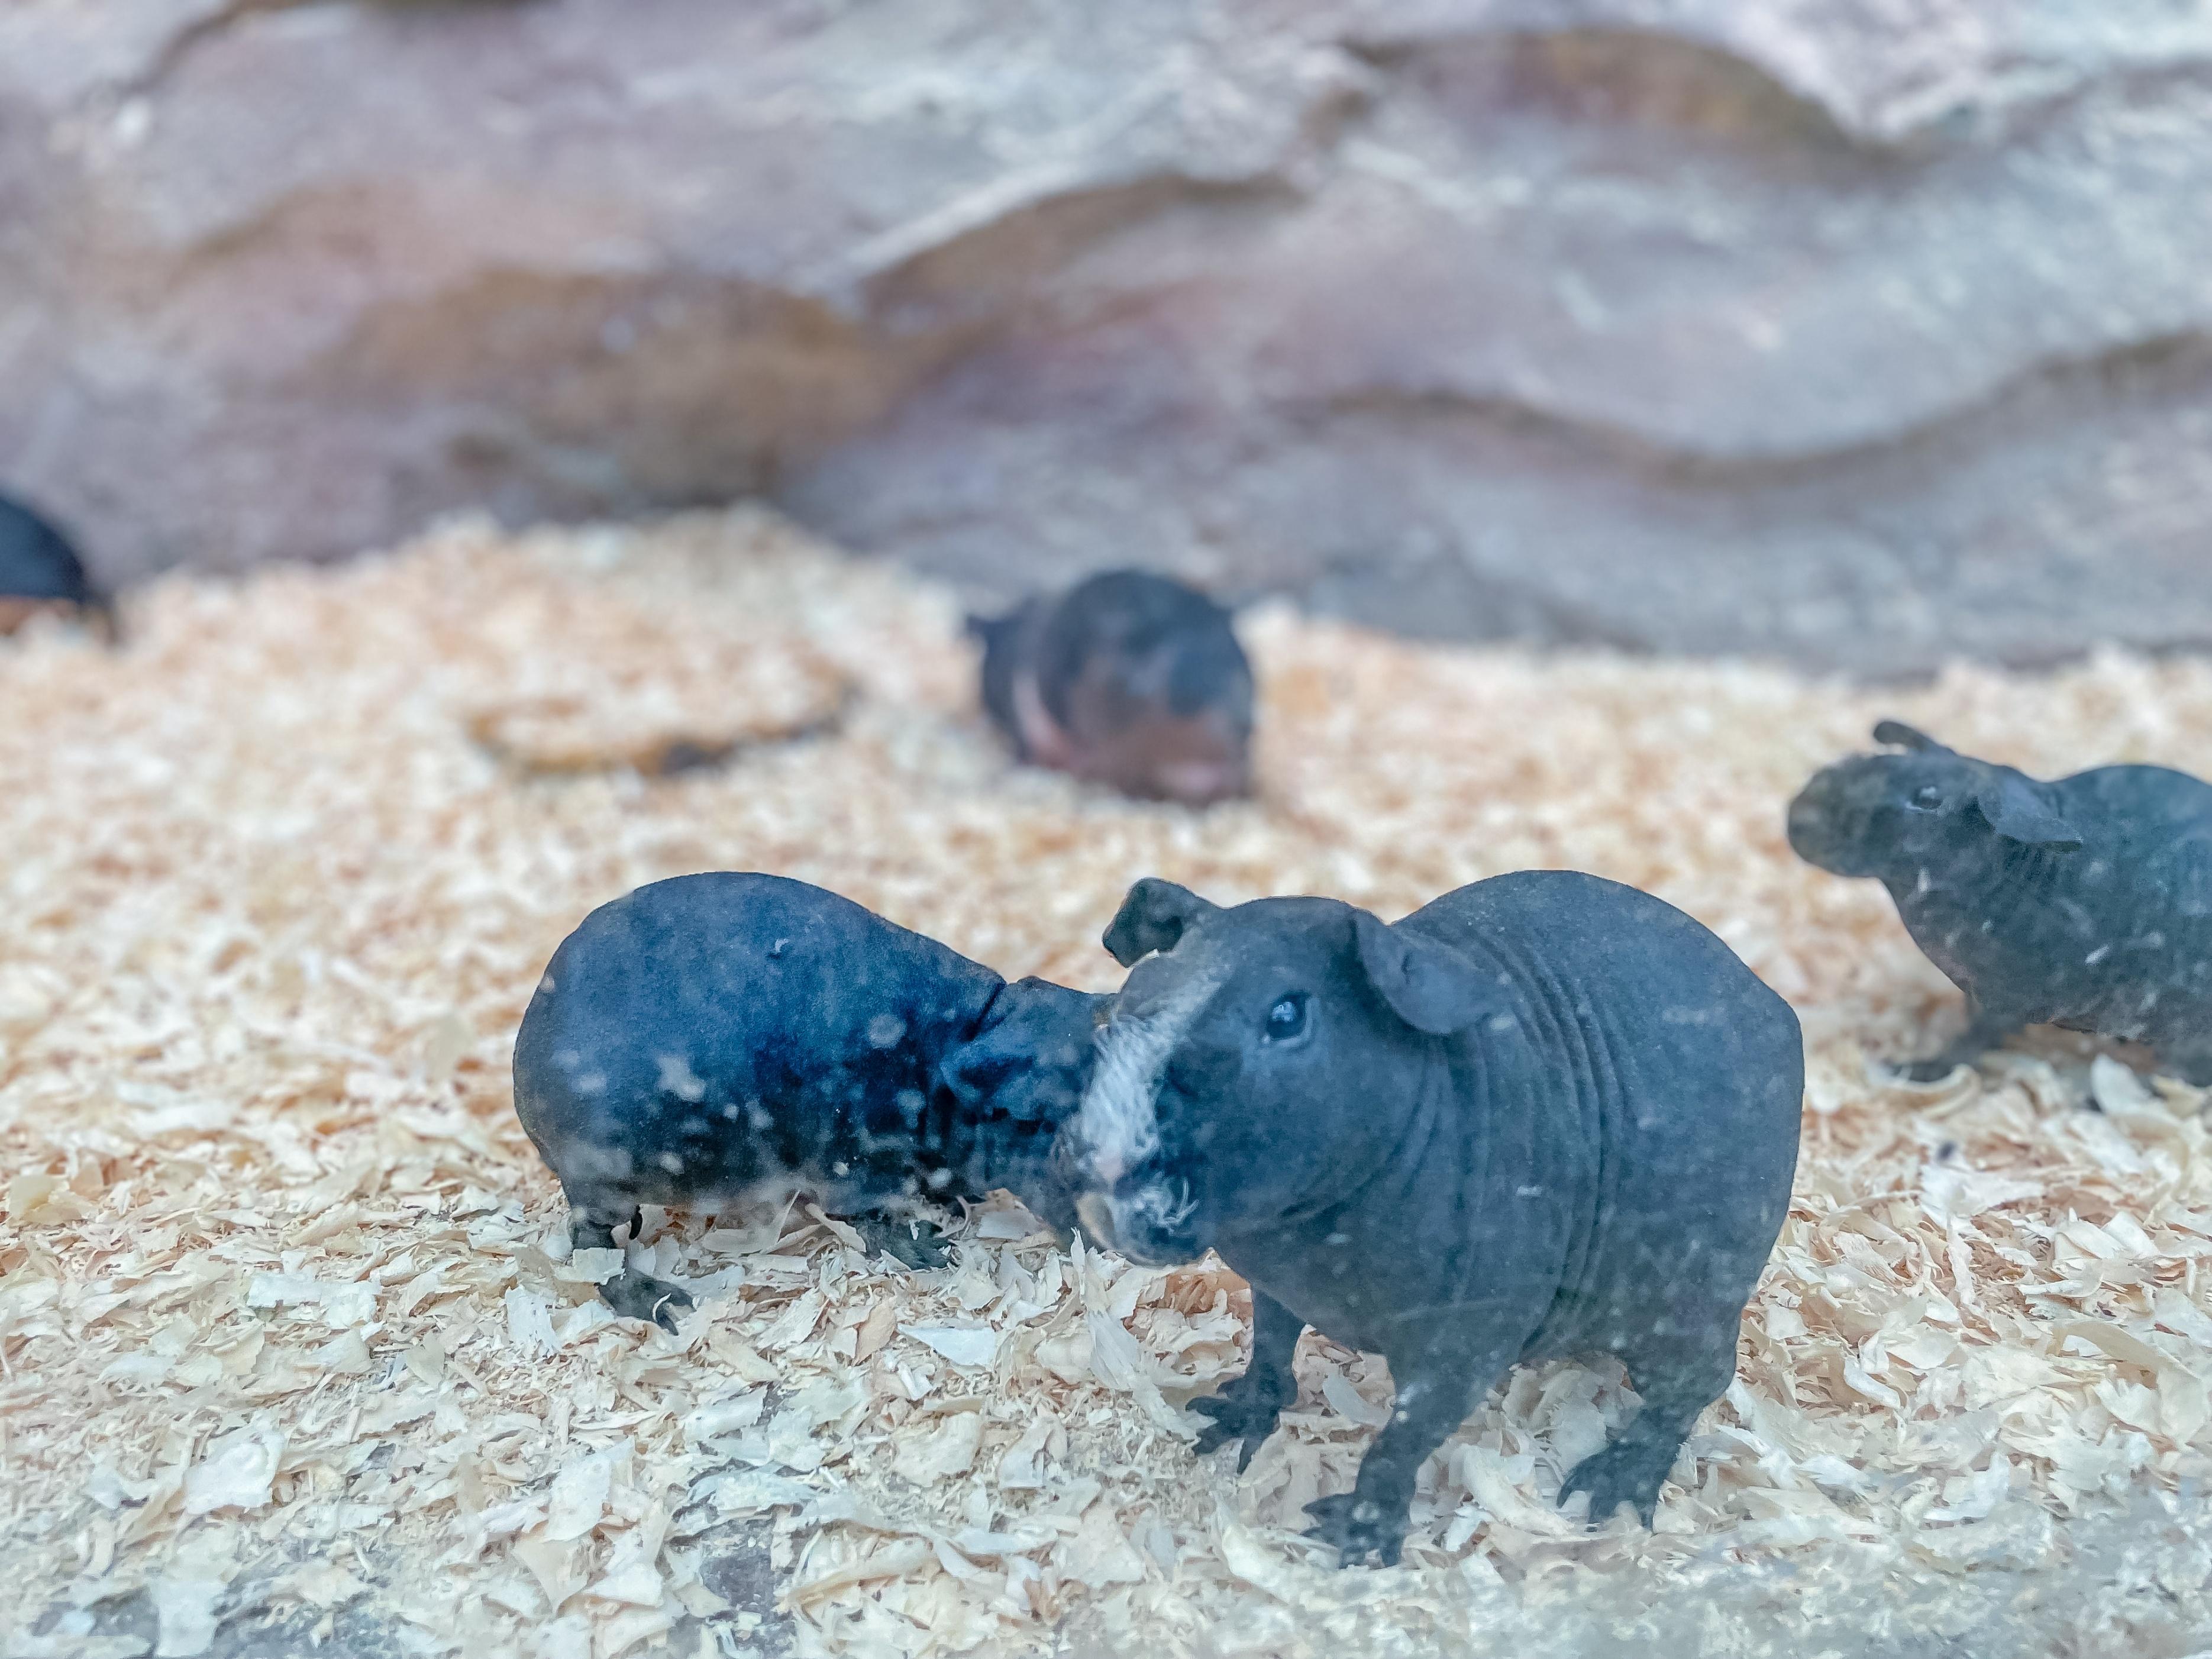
[968,569,1253,806]
[514,873,1104,1328]
[1060,872,1803,1566]
[1790,719,2212,1083]
[0,493,115,641]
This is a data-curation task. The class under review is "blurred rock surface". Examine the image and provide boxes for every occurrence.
[4,0,2211,672]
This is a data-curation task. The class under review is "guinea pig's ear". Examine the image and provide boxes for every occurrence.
[1974,772,2083,851]
[1873,720,1944,752]
[1352,911,1515,1038]
[1102,878,1217,966]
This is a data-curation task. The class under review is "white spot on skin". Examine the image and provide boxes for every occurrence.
[576,1073,608,1096]
[656,1055,708,1102]
[658,1151,686,1174]
[538,974,557,996]
[1074,970,1220,1185]
[2087,945,2112,965]
[867,1014,908,1050]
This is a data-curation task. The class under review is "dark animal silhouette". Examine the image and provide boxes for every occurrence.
[1061,872,1803,1566]
[514,873,1102,1328]
[969,569,1252,806]
[1789,719,2212,1083]
[0,493,114,640]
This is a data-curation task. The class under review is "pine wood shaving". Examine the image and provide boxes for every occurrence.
[10,505,2212,1656]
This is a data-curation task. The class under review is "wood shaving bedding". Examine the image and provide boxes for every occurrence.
[7,507,2212,1659]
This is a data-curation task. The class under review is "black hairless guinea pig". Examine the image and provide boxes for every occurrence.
[514,873,1103,1329]
[0,493,114,640]
[968,569,1252,806]
[1061,872,1803,1566]
[1790,720,2212,1084]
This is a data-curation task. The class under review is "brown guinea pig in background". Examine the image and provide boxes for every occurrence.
[968,569,1253,806]
[0,493,116,642]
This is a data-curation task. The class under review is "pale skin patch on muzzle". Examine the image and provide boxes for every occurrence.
[1073,967,1221,1188]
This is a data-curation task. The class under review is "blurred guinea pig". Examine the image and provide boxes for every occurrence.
[967,569,1252,806]
[0,493,115,641]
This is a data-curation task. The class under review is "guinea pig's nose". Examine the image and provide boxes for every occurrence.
[1149,759,1238,803]
[1785,793,1823,851]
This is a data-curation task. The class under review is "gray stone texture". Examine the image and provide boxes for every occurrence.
[3,0,2211,672]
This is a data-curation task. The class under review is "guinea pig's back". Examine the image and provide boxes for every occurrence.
[1413,872,1802,1338]
[514,873,1000,1180]
[2055,764,2212,851]
[1404,872,1803,1186]
[0,495,89,601]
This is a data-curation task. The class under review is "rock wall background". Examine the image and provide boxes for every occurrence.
[3,0,2210,673]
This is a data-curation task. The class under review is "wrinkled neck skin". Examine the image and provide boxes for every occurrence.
[1210,1019,1568,1359]
[1881,821,2078,988]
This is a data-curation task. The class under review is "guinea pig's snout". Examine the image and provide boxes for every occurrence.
[1785,788,1828,863]
[1071,1161,1200,1267]
[1786,770,1871,874]
[1153,757,1246,806]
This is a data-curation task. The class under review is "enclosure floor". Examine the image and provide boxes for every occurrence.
[8,509,2212,1659]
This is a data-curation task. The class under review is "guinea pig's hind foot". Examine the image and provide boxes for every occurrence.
[850,1211,951,1270]
[599,1270,695,1333]
[1558,1430,1682,1528]
[1893,1012,2026,1083]
[1894,1056,1971,1083]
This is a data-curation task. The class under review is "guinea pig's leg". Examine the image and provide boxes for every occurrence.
[1897,999,2027,1082]
[1303,1328,1522,1568]
[571,1196,695,1332]
[848,1209,951,1270]
[1558,1315,1738,1526]
[1191,1288,1303,1470]
[569,1202,642,1258]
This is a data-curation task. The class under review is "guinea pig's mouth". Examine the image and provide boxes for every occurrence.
[1074,1171,1203,1267]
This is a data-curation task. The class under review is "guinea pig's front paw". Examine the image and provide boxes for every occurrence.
[600,1273,695,1333]
[1299,1492,1406,1568]
[1558,1438,1673,1528]
[850,1212,951,1270]
[1894,1056,1969,1083]
[1190,1383,1293,1470]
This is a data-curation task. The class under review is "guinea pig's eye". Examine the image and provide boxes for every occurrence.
[1908,785,1943,812]
[1262,993,1309,1044]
